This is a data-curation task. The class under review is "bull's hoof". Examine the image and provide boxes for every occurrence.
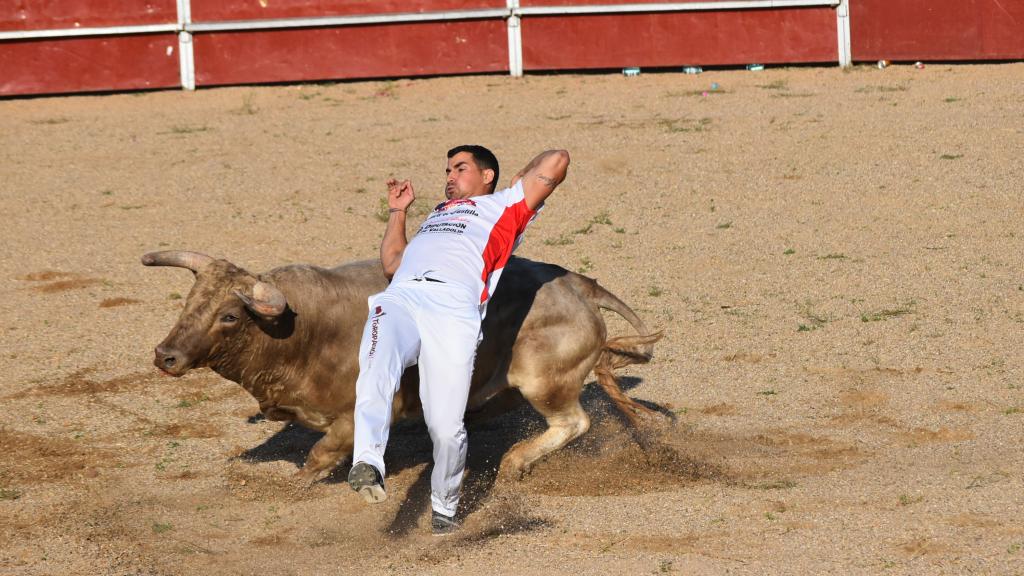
[497,458,530,482]
[292,468,320,487]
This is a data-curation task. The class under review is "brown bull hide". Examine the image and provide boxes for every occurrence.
[144,253,662,482]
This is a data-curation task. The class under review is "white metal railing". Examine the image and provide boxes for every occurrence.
[516,0,837,16]
[0,0,850,88]
[177,0,195,90]
[835,0,851,67]
[0,23,178,40]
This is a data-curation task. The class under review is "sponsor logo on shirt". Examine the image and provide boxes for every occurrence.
[434,198,478,212]
[420,200,481,236]
[420,221,468,235]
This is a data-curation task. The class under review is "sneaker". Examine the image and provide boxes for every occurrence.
[347,462,386,504]
[431,511,459,535]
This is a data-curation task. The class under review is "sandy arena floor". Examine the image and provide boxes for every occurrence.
[1,63,1023,575]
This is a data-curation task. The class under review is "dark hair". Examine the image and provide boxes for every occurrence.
[447,145,500,193]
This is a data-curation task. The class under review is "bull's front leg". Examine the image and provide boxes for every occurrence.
[294,413,354,485]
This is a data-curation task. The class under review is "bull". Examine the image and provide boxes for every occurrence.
[143,250,662,483]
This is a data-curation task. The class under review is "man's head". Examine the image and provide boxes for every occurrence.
[445,145,499,199]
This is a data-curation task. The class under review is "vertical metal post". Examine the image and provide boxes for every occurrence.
[176,0,195,89]
[836,0,852,67]
[507,0,523,77]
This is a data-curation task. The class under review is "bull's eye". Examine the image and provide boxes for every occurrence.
[220,313,239,324]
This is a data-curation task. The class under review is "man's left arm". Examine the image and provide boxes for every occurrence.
[510,149,570,211]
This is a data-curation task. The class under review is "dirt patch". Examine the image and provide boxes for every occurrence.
[519,426,724,497]
[19,270,108,292]
[934,400,982,413]
[156,422,224,439]
[546,531,704,555]
[456,490,552,543]
[0,428,114,482]
[723,352,768,363]
[515,422,866,498]
[249,530,294,547]
[701,402,738,416]
[805,366,924,387]
[222,460,325,503]
[4,369,161,399]
[27,277,105,293]
[746,429,867,476]
[900,538,954,558]
[664,426,870,485]
[947,513,1001,529]
[839,389,889,408]
[829,410,900,428]
[754,428,821,447]
[19,270,79,281]
[895,427,974,444]
[100,297,141,308]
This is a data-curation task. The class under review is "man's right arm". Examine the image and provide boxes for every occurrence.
[510,149,570,211]
[380,179,415,279]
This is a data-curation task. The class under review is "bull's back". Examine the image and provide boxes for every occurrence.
[490,257,605,321]
[475,258,607,386]
[265,260,388,317]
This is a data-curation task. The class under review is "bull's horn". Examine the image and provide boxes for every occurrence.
[141,251,215,272]
[236,281,287,319]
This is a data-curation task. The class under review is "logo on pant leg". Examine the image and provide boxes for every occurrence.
[368,306,385,358]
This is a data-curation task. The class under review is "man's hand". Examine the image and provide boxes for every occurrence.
[380,179,414,279]
[387,178,416,213]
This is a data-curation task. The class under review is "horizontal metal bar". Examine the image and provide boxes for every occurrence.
[0,23,177,41]
[0,1,838,41]
[515,0,838,16]
[186,9,509,33]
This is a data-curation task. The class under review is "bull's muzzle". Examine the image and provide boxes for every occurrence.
[154,345,186,376]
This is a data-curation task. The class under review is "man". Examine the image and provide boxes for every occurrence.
[348,145,570,534]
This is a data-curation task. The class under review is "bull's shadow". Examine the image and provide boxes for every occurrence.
[238,375,664,533]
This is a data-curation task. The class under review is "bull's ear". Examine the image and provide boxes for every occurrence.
[233,281,287,320]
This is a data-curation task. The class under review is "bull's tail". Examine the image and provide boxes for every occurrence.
[589,281,664,427]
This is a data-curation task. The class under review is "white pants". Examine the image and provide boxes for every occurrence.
[351,279,482,517]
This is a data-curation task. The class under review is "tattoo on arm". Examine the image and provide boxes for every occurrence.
[536,174,556,187]
[518,151,551,179]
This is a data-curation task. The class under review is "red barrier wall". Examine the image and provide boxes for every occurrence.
[193,19,509,86]
[0,35,180,95]
[191,0,504,21]
[851,0,1024,61]
[2,1,1023,97]
[522,8,837,70]
[0,0,176,31]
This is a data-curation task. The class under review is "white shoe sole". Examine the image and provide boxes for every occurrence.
[357,484,387,504]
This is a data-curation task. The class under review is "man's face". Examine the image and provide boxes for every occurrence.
[445,151,493,200]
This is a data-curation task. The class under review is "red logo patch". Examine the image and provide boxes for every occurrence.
[434,198,478,212]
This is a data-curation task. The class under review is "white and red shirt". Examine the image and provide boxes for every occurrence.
[392,180,540,306]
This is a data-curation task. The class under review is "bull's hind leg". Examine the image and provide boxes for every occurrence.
[498,346,597,479]
[499,396,590,480]
[498,305,605,479]
[295,413,354,485]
